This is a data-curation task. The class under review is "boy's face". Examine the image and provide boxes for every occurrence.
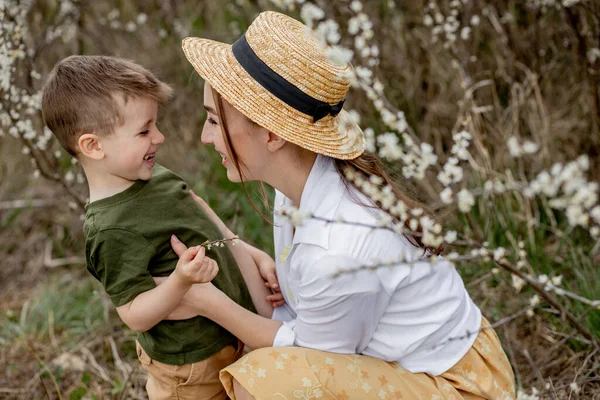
[100,96,164,182]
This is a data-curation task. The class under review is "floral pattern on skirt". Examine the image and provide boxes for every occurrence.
[220,319,515,400]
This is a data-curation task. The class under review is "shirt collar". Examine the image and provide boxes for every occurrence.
[290,154,345,249]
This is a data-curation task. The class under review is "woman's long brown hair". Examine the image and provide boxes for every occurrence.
[334,154,443,255]
[213,88,272,223]
[213,88,442,255]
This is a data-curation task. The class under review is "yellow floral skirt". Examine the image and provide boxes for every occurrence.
[219,319,515,399]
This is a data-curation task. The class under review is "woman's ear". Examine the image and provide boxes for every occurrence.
[78,133,105,161]
[266,131,287,153]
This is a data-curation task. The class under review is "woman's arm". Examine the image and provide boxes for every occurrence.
[177,263,381,352]
[243,241,285,308]
[186,191,274,317]
[182,282,283,349]
[159,254,381,354]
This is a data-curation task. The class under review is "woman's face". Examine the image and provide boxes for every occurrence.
[201,83,268,182]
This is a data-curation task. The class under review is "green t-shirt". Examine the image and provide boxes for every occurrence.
[84,165,255,365]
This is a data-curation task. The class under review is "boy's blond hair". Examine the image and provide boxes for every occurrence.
[42,55,173,157]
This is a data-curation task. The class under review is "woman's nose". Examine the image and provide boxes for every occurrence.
[201,127,213,144]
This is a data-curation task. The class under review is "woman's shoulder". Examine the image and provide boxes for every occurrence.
[331,187,418,256]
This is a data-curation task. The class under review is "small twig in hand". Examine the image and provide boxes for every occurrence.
[200,235,239,250]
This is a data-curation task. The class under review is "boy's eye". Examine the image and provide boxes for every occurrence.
[139,129,150,135]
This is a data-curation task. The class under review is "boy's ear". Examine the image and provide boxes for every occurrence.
[266,131,287,153]
[78,133,105,160]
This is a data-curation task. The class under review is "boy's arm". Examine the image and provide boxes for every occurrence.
[117,245,217,332]
[117,272,193,332]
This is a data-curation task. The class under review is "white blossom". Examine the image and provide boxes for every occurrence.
[350,1,363,12]
[529,295,540,307]
[326,45,353,66]
[569,382,580,394]
[300,3,324,28]
[460,26,471,40]
[512,275,526,292]
[588,48,600,64]
[440,187,454,204]
[315,20,341,45]
[444,231,457,243]
[507,137,522,157]
[493,248,506,261]
[457,188,475,213]
[137,13,148,25]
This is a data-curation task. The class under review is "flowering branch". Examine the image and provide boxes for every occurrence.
[200,235,240,250]
[496,259,599,346]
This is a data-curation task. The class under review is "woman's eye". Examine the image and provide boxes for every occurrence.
[207,117,218,126]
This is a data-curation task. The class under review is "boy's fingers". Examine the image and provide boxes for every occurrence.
[266,293,284,302]
[171,235,188,257]
[181,246,200,262]
[273,300,286,308]
[264,281,281,292]
[192,246,206,261]
[267,273,279,289]
[262,271,279,289]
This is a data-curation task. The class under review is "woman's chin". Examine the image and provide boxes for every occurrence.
[226,169,243,183]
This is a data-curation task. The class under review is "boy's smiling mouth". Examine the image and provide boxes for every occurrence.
[144,152,156,164]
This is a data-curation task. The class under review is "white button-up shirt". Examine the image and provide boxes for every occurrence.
[271,155,482,376]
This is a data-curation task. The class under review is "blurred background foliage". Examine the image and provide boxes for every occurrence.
[1,0,600,398]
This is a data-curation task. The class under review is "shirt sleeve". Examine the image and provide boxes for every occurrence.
[272,254,383,353]
[86,229,157,307]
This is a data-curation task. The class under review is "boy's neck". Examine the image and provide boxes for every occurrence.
[82,164,137,203]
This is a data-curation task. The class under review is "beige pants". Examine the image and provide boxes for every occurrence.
[137,341,244,400]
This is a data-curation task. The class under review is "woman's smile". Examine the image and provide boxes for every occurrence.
[220,152,229,166]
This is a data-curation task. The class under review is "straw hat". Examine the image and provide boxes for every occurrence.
[181,11,365,160]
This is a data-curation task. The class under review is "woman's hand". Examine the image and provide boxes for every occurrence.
[248,245,285,308]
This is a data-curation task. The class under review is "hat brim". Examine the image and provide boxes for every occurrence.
[182,37,365,160]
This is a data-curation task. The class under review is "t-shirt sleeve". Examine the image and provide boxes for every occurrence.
[86,229,157,307]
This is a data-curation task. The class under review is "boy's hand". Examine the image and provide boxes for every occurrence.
[174,246,219,284]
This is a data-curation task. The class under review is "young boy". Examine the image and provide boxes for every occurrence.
[41,55,266,399]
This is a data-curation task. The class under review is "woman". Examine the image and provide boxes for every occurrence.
[170,10,515,400]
